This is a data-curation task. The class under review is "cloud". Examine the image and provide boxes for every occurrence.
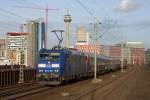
[114,0,143,12]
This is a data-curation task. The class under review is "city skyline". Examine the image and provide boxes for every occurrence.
[0,0,149,48]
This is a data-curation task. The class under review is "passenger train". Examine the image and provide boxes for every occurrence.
[37,47,121,85]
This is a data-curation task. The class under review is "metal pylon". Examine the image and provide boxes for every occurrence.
[18,65,24,83]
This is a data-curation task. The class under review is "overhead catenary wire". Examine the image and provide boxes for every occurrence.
[93,0,125,42]
[15,0,63,20]
[0,9,27,24]
[0,8,28,35]
[79,0,123,43]
[0,13,17,20]
[22,0,41,7]
[0,8,27,20]
[15,0,41,7]
[1,1,123,45]
[74,0,98,20]
[74,0,110,42]
[14,0,71,43]
[92,0,113,19]
[0,24,18,30]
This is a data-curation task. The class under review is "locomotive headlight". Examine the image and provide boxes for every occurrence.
[38,64,46,67]
[52,64,60,68]
[55,69,59,72]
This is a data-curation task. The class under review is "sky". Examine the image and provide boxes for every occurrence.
[0,0,150,48]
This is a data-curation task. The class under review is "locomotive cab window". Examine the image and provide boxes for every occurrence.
[50,52,60,61]
[40,53,50,59]
[39,52,60,61]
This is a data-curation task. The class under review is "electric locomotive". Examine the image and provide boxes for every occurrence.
[37,47,121,85]
[37,48,66,85]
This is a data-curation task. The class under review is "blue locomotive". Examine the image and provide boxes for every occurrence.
[37,47,121,85]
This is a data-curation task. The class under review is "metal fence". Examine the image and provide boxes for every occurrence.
[0,65,36,87]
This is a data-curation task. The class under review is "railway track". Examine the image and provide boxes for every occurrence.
[0,81,37,91]
[2,68,133,100]
[72,67,137,100]
[16,68,128,100]
[0,82,52,100]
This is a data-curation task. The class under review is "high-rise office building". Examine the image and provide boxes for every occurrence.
[26,20,45,67]
[0,38,8,65]
[26,20,39,67]
[0,38,6,58]
[38,20,46,50]
[21,20,45,49]
[75,26,89,45]
[6,32,27,65]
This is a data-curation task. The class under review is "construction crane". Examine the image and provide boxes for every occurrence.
[15,4,59,49]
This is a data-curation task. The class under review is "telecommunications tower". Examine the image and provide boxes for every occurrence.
[64,10,72,48]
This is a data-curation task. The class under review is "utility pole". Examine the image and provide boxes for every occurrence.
[92,19,102,83]
[121,42,124,72]
[94,20,97,81]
